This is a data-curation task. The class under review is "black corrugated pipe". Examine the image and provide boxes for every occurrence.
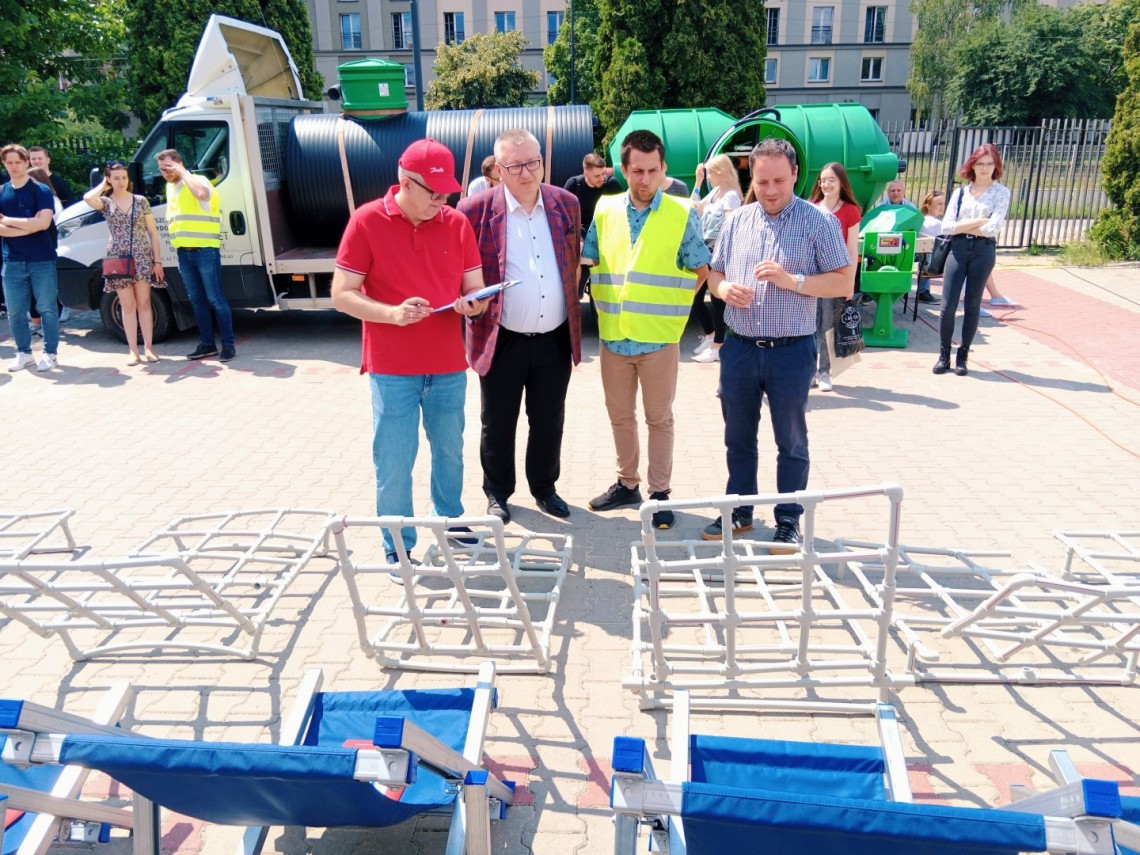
[285,105,594,247]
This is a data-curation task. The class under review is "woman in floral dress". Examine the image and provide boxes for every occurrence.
[83,162,166,364]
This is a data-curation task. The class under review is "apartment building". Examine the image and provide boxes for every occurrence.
[305,0,915,123]
[305,0,565,104]
[763,0,914,124]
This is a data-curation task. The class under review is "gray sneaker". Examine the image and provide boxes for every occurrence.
[589,481,643,512]
[771,518,801,554]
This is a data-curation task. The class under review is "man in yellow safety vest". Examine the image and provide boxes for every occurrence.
[581,129,710,530]
[156,149,235,362]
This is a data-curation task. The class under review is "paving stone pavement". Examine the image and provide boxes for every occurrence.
[2,260,1138,854]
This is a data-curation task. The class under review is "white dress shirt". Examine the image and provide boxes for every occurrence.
[500,187,566,334]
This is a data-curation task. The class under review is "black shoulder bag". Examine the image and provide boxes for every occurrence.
[925,187,964,276]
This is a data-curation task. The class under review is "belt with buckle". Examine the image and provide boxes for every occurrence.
[953,234,995,244]
[728,330,811,349]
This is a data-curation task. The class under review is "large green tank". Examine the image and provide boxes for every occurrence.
[610,103,899,211]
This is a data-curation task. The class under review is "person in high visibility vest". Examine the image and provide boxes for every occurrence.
[580,129,710,531]
[156,149,235,362]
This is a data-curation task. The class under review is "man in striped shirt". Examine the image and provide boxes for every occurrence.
[705,139,854,551]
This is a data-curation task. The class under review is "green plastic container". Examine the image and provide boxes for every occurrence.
[706,104,898,211]
[607,108,737,192]
[606,104,898,212]
[338,59,408,112]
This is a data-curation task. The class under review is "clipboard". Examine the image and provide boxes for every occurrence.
[432,280,521,313]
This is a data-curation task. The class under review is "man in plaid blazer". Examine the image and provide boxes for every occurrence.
[458,129,583,525]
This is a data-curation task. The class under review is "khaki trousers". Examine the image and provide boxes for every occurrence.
[599,343,679,494]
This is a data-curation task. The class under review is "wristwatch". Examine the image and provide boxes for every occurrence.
[793,274,805,292]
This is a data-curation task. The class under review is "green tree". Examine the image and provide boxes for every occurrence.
[543,0,600,107]
[592,0,765,145]
[950,6,1107,124]
[908,0,1027,123]
[123,1,322,126]
[1069,0,1140,106]
[1,0,129,146]
[1090,22,1140,259]
[425,31,540,109]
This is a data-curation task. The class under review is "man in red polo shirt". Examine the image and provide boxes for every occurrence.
[332,138,489,565]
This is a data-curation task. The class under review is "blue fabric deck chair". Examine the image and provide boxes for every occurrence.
[1022,750,1140,855]
[0,683,132,855]
[1,662,513,855]
[610,691,1122,855]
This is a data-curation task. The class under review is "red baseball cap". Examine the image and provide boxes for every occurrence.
[398,138,461,195]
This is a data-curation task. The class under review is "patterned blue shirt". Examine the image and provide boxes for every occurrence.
[712,197,849,338]
[583,188,710,355]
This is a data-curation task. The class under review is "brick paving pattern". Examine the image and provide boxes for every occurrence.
[1,260,1137,853]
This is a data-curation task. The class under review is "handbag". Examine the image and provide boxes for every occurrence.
[924,188,964,276]
[102,198,137,280]
[833,297,865,358]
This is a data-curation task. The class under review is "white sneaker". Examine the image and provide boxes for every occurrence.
[30,325,43,338]
[37,353,58,372]
[8,352,35,371]
[817,371,833,392]
[693,346,720,363]
[59,307,72,322]
[692,333,714,355]
[979,307,993,318]
[987,296,1015,306]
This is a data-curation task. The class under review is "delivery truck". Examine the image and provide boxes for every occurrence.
[54,15,595,341]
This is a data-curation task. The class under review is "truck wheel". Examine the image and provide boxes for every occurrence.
[100,288,175,344]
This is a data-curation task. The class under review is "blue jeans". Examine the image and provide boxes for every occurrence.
[719,333,816,522]
[939,237,995,351]
[2,260,59,354]
[370,371,467,554]
[177,247,234,349]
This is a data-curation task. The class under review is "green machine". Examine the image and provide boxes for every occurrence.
[859,204,925,347]
[609,103,899,212]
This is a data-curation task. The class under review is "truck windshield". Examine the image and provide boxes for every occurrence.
[134,121,230,204]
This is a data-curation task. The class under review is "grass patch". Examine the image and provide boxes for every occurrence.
[1058,239,1112,266]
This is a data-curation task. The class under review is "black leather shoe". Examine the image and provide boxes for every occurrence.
[917,291,939,304]
[486,496,511,524]
[536,493,571,518]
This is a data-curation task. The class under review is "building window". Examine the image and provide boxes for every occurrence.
[765,57,778,85]
[495,11,516,32]
[339,14,362,49]
[405,64,416,87]
[861,56,883,81]
[444,11,465,44]
[808,56,831,82]
[547,11,564,44]
[864,7,886,43]
[766,8,780,46]
[811,7,833,44]
[392,12,412,49]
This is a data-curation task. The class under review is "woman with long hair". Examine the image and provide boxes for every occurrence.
[935,143,1010,376]
[807,162,861,391]
[688,154,743,363]
[83,162,166,365]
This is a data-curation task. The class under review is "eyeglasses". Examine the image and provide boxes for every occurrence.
[406,174,448,201]
[498,159,543,176]
[975,161,996,168]
[818,176,838,184]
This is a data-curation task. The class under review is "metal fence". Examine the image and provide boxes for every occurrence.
[879,118,1112,249]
